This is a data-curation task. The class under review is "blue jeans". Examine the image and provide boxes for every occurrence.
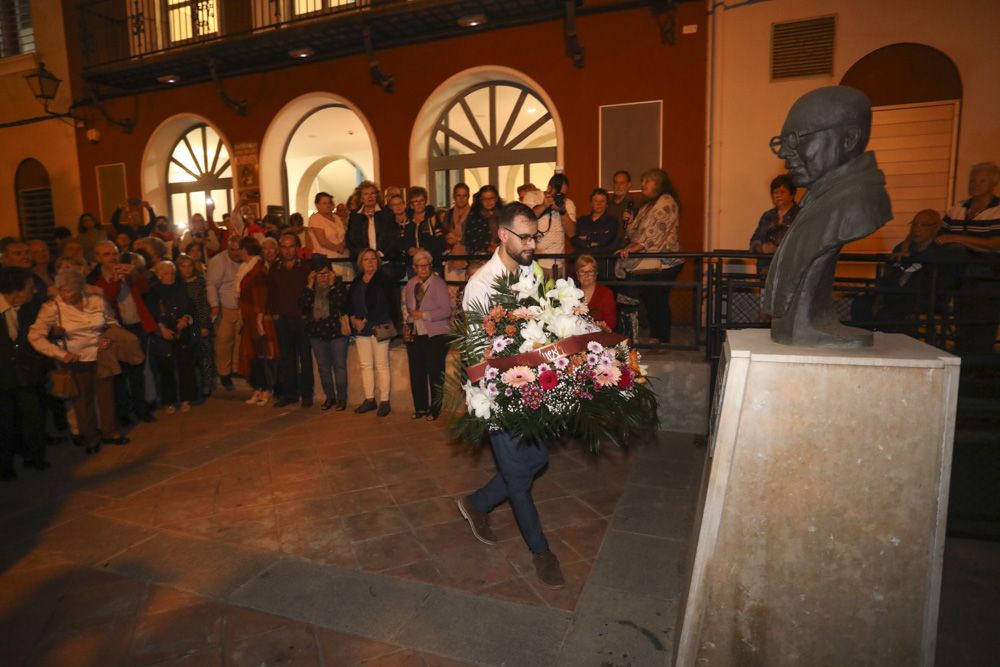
[310,337,348,402]
[471,431,550,554]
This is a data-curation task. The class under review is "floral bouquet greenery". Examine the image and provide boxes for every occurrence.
[448,271,659,450]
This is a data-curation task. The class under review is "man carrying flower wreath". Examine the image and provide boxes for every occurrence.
[457,201,567,589]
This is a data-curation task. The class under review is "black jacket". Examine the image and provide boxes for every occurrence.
[0,298,51,389]
[347,209,401,260]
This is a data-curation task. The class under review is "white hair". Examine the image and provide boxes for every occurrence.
[970,161,1000,189]
[54,268,87,295]
[412,249,434,267]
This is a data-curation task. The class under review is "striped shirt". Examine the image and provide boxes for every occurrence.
[941,196,1000,239]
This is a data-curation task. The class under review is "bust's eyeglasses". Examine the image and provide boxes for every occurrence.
[768,123,843,155]
[503,227,545,244]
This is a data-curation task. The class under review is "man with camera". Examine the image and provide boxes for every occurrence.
[532,173,576,277]
[180,212,221,257]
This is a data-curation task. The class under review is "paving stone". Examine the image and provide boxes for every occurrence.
[589,530,685,601]
[102,531,278,598]
[392,587,572,667]
[33,514,155,565]
[558,584,678,667]
[228,558,432,640]
[611,486,697,540]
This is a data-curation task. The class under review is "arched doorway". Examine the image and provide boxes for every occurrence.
[282,104,375,216]
[410,66,564,206]
[141,114,235,228]
[259,93,378,217]
[841,44,962,252]
[429,82,557,205]
[15,158,55,243]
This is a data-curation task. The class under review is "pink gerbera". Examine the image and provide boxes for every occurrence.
[501,366,536,387]
[593,364,622,387]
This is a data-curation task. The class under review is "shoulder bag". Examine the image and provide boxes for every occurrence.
[49,302,79,400]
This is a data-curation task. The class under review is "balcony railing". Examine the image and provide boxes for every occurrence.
[77,0,364,68]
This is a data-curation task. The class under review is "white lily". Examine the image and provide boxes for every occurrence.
[518,319,549,352]
[547,313,588,339]
[511,274,541,301]
[464,382,495,419]
[546,278,584,308]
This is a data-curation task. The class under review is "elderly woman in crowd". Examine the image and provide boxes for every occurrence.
[615,168,684,344]
[178,252,215,396]
[145,261,198,414]
[404,186,445,276]
[404,249,451,420]
[29,269,128,453]
[237,237,279,406]
[300,255,351,411]
[576,254,617,331]
[348,248,396,416]
[748,174,799,278]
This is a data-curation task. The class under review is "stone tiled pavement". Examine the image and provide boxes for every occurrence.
[0,389,705,666]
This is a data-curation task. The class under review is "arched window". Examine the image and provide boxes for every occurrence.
[429,82,557,204]
[167,124,233,225]
[16,158,54,243]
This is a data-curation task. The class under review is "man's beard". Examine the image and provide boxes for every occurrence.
[514,249,534,266]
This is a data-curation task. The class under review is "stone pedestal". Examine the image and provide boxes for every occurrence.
[675,330,959,666]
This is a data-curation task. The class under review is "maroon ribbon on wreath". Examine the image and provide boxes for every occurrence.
[465,332,627,383]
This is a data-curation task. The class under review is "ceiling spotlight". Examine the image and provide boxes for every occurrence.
[289,47,314,59]
[457,14,487,28]
[526,107,537,114]
[157,74,180,84]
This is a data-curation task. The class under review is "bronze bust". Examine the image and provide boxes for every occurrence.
[762,86,892,347]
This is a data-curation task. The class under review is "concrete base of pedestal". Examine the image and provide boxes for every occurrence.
[675,330,959,666]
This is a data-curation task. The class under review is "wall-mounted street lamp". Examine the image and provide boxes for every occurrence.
[24,61,63,113]
[21,61,135,134]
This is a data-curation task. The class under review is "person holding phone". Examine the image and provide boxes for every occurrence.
[300,255,351,411]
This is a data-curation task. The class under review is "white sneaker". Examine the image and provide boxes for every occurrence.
[180,402,191,413]
[255,391,272,406]
[245,391,261,405]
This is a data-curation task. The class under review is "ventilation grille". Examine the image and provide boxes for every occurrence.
[771,15,836,80]
[19,187,55,243]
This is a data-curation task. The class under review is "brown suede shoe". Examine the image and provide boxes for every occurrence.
[456,495,497,545]
[532,550,566,589]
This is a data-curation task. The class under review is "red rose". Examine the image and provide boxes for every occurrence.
[538,370,559,390]
[617,367,633,390]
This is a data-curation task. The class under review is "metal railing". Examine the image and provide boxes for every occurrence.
[359,249,999,361]
[77,0,364,68]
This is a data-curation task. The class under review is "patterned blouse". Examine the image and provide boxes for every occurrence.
[184,275,212,331]
[626,194,683,270]
[299,279,349,340]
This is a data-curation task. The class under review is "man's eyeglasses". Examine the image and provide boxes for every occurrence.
[413,262,432,268]
[769,123,844,155]
[503,227,545,243]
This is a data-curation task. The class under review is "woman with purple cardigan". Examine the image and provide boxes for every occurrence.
[404,249,452,420]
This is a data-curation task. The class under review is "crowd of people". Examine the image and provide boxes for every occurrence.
[751,162,1000,352]
[1,168,687,479]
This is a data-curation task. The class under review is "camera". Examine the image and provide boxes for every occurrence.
[552,191,566,209]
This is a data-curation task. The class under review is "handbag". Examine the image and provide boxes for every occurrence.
[50,362,79,400]
[49,303,79,399]
[372,321,397,342]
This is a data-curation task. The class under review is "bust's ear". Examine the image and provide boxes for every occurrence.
[842,126,862,153]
